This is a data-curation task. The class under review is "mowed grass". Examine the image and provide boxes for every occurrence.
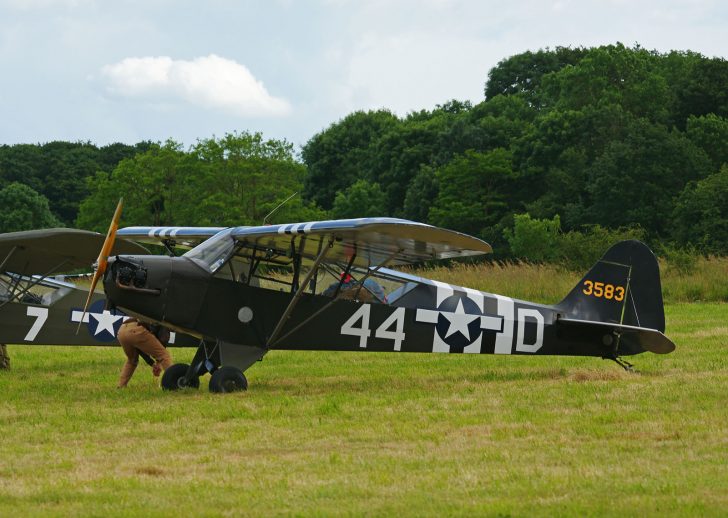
[0,303,726,517]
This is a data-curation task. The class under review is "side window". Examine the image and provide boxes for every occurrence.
[0,274,73,307]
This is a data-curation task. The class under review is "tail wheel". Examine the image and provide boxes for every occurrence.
[161,363,200,391]
[209,366,248,393]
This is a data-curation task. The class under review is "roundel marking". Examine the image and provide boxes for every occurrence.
[82,299,126,342]
[435,295,482,352]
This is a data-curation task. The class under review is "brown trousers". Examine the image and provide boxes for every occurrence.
[117,321,173,388]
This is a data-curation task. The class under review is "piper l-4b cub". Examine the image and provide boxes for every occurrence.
[91,210,675,393]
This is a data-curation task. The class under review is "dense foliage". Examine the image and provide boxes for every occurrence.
[77,133,325,232]
[0,141,152,226]
[302,44,728,256]
[1,43,726,260]
[0,182,61,233]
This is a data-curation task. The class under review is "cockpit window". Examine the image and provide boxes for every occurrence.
[0,273,75,306]
[183,228,236,272]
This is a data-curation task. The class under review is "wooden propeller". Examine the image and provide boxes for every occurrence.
[76,198,124,334]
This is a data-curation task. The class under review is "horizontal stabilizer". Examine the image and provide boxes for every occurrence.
[558,317,675,354]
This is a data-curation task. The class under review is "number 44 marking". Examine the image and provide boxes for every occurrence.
[340,305,406,350]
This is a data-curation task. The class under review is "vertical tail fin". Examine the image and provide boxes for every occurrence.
[557,240,665,332]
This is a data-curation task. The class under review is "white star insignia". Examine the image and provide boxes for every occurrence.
[91,310,123,336]
[442,299,479,341]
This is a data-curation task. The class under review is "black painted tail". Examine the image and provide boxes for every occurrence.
[556,240,674,355]
[558,240,665,332]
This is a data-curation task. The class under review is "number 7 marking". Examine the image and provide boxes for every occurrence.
[25,306,49,341]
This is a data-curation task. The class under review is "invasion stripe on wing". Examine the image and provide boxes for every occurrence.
[277,223,316,235]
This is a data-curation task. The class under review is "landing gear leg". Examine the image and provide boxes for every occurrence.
[162,341,216,390]
[183,341,212,386]
[604,355,636,372]
[603,331,637,372]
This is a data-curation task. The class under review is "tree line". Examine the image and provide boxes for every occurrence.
[302,44,728,258]
[1,43,726,265]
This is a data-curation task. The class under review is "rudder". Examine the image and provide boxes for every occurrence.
[557,240,665,332]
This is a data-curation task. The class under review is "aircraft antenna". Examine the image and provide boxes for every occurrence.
[263,192,298,225]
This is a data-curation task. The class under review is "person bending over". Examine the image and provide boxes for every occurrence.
[117,318,172,388]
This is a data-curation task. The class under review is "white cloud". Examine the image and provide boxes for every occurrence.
[100,54,291,117]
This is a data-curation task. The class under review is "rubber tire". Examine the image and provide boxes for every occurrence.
[209,366,248,393]
[161,363,200,390]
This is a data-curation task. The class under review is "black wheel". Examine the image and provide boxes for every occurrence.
[209,366,248,393]
[161,363,200,391]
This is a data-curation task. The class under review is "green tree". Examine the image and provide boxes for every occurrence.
[331,180,387,219]
[484,46,588,107]
[469,95,536,151]
[0,140,150,226]
[513,103,633,230]
[370,116,446,215]
[370,105,485,215]
[503,213,645,268]
[584,119,712,236]
[302,110,399,210]
[672,56,728,126]
[78,133,324,231]
[403,166,438,222]
[556,224,645,270]
[76,140,188,231]
[525,146,589,228]
[0,182,61,232]
[539,44,670,123]
[503,213,560,262]
[672,165,728,254]
[97,141,154,170]
[0,144,44,193]
[429,149,515,237]
[40,142,101,224]
[685,114,728,171]
[188,132,324,226]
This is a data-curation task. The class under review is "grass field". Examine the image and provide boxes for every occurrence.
[1,302,726,517]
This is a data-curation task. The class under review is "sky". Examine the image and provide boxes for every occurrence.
[1,0,726,149]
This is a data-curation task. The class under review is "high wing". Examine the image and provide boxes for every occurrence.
[117,226,227,250]
[0,228,149,276]
[227,218,492,268]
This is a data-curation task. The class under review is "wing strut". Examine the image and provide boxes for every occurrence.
[268,247,402,348]
[266,236,334,348]
[0,258,70,310]
[0,246,18,273]
[352,248,402,301]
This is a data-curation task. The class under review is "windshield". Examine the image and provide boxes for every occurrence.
[183,228,236,272]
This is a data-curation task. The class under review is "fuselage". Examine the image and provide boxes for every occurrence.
[0,274,196,347]
[103,254,641,358]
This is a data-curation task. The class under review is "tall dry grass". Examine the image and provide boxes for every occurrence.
[660,256,728,302]
[410,256,728,305]
[411,261,580,304]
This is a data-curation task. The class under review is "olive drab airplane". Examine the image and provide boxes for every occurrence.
[86,213,676,393]
[0,228,198,348]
